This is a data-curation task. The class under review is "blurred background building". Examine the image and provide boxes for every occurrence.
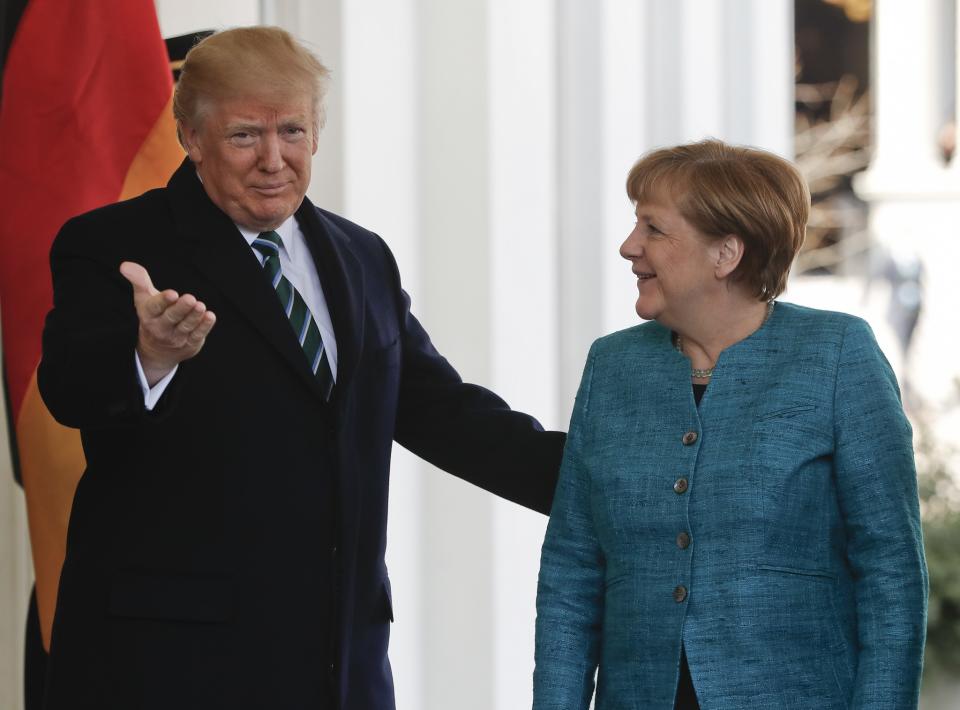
[0,0,957,708]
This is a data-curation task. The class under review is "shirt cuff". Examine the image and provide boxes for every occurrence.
[134,352,178,411]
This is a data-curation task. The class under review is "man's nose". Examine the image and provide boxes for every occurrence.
[258,133,284,172]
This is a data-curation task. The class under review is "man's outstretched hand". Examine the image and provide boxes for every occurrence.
[120,261,216,386]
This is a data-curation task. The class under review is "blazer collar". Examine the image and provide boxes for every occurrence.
[164,159,364,403]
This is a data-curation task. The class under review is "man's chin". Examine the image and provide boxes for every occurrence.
[242,203,298,231]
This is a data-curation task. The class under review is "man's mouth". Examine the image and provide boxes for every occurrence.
[635,271,656,281]
[253,184,287,195]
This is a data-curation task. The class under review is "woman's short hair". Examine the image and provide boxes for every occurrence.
[626,139,810,301]
[173,26,330,140]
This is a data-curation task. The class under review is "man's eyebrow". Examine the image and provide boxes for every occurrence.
[224,121,262,132]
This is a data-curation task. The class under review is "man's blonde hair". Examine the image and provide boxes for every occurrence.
[173,26,330,142]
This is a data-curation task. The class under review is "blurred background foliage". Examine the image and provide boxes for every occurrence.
[917,380,960,683]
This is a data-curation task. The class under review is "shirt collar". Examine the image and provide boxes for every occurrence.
[236,216,298,253]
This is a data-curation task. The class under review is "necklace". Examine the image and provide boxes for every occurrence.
[674,301,774,380]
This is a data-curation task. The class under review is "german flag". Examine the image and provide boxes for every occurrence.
[0,0,184,661]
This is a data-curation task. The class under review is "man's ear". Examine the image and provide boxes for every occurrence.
[715,234,745,279]
[180,121,203,164]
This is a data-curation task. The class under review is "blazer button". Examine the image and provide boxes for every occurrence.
[673,585,688,603]
[673,478,689,494]
[676,532,691,549]
[682,431,698,446]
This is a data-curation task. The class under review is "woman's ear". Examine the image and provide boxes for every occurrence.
[715,234,745,279]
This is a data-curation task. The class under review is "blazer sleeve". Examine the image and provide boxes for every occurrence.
[38,216,145,429]
[533,345,604,709]
[381,237,565,515]
[833,318,928,708]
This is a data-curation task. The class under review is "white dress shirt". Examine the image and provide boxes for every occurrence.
[136,214,338,409]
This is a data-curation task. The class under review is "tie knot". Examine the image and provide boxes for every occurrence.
[252,231,283,259]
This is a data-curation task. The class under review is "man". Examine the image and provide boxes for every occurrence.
[38,27,563,709]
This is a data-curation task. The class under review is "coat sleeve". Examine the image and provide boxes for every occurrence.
[38,215,145,429]
[533,345,604,709]
[833,318,928,708]
[380,236,565,515]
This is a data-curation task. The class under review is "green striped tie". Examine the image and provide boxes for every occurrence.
[252,231,335,401]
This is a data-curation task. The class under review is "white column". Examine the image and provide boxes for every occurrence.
[599,0,649,340]
[417,0,495,706]
[556,0,605,417]
[487,1,558,707]
[748,0,795,157]
[680,0,725,143]
[861,0,944,184]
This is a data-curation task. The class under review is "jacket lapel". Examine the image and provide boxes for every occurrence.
[295,199,365,400]
[164,159,331,401]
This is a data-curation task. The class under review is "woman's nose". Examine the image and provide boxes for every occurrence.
[620,226,643,261]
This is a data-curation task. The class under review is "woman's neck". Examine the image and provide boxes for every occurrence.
[674,295,771,374]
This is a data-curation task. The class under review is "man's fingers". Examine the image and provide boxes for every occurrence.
[142,289,180,318]
[123,264,215,365]
[186,311,217,343]
[174,302,208,333]
[124,265,213,349]
[160,294,198,325]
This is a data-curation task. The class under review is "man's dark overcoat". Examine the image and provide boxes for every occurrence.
[39,159,564,709]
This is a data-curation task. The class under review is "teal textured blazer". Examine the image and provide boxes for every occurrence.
[534,302,928,709]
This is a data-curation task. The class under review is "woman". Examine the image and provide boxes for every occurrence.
[533,140,927,709]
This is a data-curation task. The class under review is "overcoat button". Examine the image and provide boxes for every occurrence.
[682,431,698,446]
[673,585,688,603]
[676,532,691,549]
[673,478,689,494]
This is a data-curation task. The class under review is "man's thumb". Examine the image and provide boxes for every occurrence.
[119,261,157,297]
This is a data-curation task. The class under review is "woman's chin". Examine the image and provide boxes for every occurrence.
[634,300,658,322]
